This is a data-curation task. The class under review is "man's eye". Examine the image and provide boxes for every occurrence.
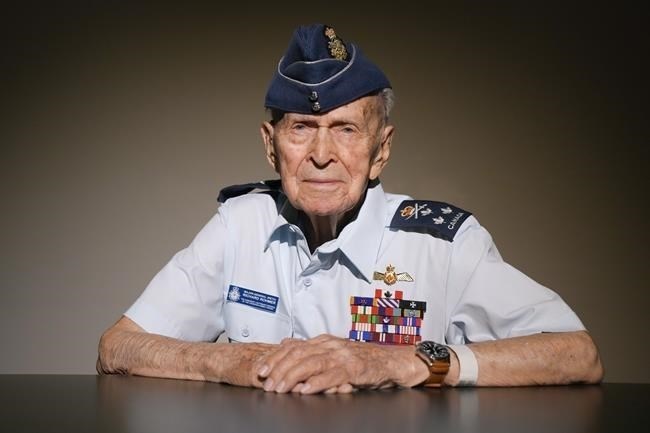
[292,123,307,130]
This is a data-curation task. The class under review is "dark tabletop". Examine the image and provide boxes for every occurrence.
[0,375,648,433]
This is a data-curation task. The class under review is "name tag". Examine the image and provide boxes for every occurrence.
[227,285,279,313]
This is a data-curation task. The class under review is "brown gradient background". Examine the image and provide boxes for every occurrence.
[1,2,648,382]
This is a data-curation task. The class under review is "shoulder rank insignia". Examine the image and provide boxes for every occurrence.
[390,200,472,242]
[217,179,282,203]
[373,264,413,286]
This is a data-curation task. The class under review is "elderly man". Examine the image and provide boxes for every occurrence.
[97,24,603,393]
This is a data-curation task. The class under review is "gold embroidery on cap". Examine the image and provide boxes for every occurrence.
[324,26,348,61]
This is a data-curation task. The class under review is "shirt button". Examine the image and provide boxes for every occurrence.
[304,278,312,287]
[241,327,250,338]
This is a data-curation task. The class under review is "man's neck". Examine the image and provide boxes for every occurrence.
[304,214,339,252]
[302,199,364,253]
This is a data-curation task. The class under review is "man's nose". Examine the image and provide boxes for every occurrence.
[309,128,335,167]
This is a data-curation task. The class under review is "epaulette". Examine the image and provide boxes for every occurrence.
[389,200,472,242]
[217,179,282,203]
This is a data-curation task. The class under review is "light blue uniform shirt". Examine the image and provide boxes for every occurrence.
[125,182,584,344]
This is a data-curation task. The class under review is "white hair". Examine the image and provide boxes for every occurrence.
[379,88,395,121]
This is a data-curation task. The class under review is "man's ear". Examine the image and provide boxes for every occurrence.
[260,121,278,172]
[369,124,394,180]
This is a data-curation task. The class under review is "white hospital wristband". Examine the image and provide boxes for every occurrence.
[448,344,479,386]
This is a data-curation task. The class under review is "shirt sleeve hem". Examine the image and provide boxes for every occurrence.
[124,300,184,340]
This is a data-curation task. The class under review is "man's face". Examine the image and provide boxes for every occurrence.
[261,95,393,218]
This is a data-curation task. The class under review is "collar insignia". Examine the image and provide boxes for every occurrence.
[373,264,414,286]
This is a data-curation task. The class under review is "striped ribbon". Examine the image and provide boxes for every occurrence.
[350,322,421,336]
[351,314,422,327]
[349,330,422,345]
[350,305,424,318]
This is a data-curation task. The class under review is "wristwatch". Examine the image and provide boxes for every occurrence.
[415,341,451,387]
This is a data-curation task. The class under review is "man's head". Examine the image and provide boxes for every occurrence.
[261,24,394,219]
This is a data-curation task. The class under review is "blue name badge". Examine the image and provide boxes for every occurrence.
[227,285,279,313]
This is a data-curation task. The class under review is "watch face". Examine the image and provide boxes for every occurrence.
[432,344,450,360]
[419,341,450,362]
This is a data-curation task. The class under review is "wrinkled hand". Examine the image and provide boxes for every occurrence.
[253,334,427,394]
[204,342,275,388]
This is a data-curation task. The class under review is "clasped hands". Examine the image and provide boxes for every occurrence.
[246,334,428,394]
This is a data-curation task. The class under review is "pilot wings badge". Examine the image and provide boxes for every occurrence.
[373,264,414,286]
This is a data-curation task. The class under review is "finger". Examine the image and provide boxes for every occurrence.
[299,367,349,395]
[264,345,331,392]
[336,383,356,394]
[290,383,305,393]
[321,384,355,395]
[270,353,331,393]
[255,338,303,379]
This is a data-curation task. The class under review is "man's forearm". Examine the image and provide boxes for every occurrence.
[98,327,213,381]
[448,331,603,387]
[97,317,270,387]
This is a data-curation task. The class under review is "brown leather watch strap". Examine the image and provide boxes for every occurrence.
[421,360,450,387]
[415,342,451,387]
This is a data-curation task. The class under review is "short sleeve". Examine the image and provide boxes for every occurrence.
[124,207,229,342]
[444,218,585,345]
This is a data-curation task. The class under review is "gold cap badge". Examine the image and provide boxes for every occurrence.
[324,26,348,61]
[373,264,414,286]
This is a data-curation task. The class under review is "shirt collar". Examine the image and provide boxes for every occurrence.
[264,194,301,250]
[336,181,387,283]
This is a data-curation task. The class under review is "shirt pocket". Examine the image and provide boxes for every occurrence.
[224,302,292,343]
